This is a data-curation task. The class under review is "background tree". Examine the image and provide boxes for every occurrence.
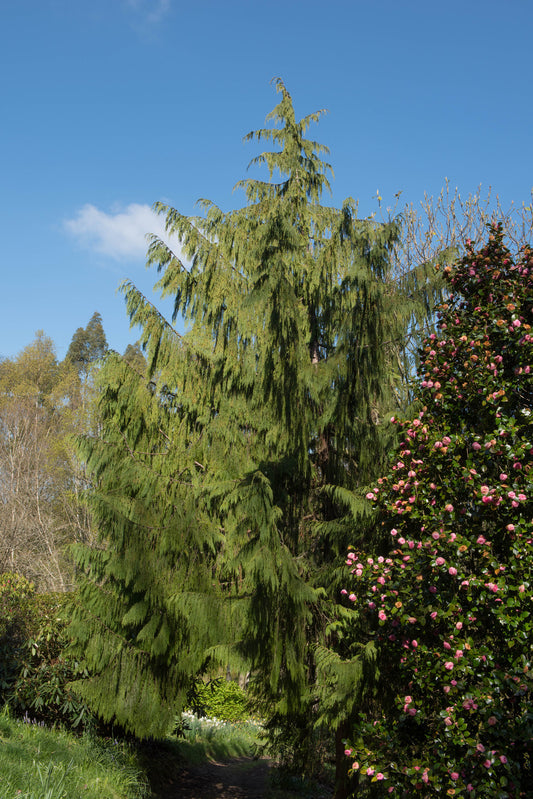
[339,227,533,796]
[69,81,442,776]
[122,341,146,374]
[66,311,108,379]
[0,333,92,590]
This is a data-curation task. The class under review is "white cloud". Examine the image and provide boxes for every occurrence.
[64,203,180,261]
[123,0,171,25]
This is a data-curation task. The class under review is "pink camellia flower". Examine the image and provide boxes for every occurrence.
[430,611,438,619]
[507,524,515,532]
[352,761,359,770]
[432,531,440,540]
[449,567,458,576]
[429,586,437,594]
[500,755,508,764]
[472,442,481,450]
[436,557,446,566]
[376,773,384,780]
[443,685,451,694]
[451,772,459,780]
[467,785,473,793]
[398,537,406,545]
[445,504,454,512]
[444,661,454,670]
[366,767,375,776]
[404,695,412,704]
[408,707,417,716]
[444,717,453,725]
[340,589,348,595]
[443,641,451,650]
[484,759,491,768]
[455,649,463,659]
[344,748,352,756]
[412,639,418,648]
[456,621,463,630]
[422,771,429,783]
[519,584,525,593]
[476,743,485,752]
[477,535,486,544]
[378,610,387,621]
[500,473,508,481]
[366,492,375,500]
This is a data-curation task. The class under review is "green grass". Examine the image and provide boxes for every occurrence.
[0,710,149,799]
[177,713,262,761]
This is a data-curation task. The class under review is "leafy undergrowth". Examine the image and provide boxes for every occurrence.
[0,709,149,799]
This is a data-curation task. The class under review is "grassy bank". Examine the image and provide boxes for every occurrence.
[0,710,149,799]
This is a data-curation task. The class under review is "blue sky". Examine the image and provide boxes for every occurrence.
[2,0,532,361]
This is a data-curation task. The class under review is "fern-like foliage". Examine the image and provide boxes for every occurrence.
[69,81,442,752]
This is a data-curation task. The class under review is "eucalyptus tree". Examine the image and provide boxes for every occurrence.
[69,81,441,771]
[66,312,108,378]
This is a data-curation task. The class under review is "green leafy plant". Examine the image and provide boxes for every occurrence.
[0,573,35,696]
[0,574,90,730]
[189,679,249,723]
[340,227,533,796]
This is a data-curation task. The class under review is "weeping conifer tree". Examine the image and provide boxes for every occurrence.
[69,81,442,772]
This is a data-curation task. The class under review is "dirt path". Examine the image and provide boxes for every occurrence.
[152,756,272,799]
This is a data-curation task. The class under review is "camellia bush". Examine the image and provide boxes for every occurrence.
[341,226,532,797]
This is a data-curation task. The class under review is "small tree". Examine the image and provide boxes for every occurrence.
[340,227,533,796]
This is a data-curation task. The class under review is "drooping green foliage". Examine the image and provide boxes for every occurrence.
[69,81,442,755]
[341,227,533,796]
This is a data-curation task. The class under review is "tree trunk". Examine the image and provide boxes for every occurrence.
[334,720,354,799]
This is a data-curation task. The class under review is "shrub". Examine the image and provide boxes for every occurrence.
[0,573,90,730]
[189,678,249,723]
[341,228,533,796]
